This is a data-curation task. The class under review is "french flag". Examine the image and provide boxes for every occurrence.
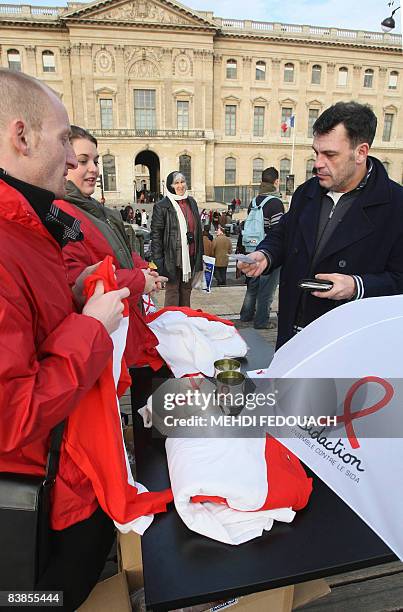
[281,114,295,133]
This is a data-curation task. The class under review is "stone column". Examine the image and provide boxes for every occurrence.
[203,50,214,132]
[59,46,74,119]
[299,60,309,137]
[162,48,173,129]
[270,58,281,138]
[114,45,127,128]
[70,44,85,125]
[25,45,37,76]
[352,65,362,99]
[213,53,223,134]
[241,56,252,136]
[325,63,336,106]
[80,43,95,128]
[193,50,205,130]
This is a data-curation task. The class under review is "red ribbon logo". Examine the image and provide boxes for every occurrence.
[337,376,394,449]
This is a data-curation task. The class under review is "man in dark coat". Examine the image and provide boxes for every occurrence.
[238,101,403,349]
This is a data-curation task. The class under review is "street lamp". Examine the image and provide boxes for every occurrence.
[381,3,400,32]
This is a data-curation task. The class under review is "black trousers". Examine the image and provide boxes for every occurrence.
[35,506,115,611]
[214,266,227,286]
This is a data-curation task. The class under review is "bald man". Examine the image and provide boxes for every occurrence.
[0,69,129,607]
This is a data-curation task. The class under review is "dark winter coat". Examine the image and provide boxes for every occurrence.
[151,195,203,281]
[257,157,403,349]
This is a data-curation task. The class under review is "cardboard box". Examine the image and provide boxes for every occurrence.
[292,578,330,609]
[78,572,131,612]
[118,531,144,593]
[202,586,295,612]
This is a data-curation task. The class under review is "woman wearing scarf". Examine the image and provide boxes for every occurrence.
[56,126,166,370]
[151,172,203,307]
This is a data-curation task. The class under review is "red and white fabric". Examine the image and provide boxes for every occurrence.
[54,256,173,532]
[142,293,157,315]
[147,307,248,377]
[166,435,312,545]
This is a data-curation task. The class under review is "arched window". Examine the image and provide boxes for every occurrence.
[280,159,291,193]
[7,49,21,72]
[253,158,264,183]
[389,71,398,90]
[256,61,266,81]
[179,154,191,189]
[102,154,117,191]
[364,68,374,88]
[306,159,315,182]
[311,65,322,85]
[383,161,390,174]
[226,59,237,79]
[338,66,348,87]
[42,50,55,73]
[225,157,236,184]
[284,63,294,83]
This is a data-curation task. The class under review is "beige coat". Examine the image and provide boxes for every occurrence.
[203,234,214,257]
[212,235,232,266]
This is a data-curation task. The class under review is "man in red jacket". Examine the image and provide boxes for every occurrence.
[0,69,129,607]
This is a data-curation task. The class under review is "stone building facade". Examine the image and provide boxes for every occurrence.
[0,0,402,205]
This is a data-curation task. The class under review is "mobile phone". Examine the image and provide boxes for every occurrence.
[298,278,334,292]
[229,254,256,264]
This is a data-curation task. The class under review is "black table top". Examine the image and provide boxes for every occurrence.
[132,329,395,611]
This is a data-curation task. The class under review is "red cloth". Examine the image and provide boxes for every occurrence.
[191,436,312,511]
[0,179,114,526]
[56,199,163,370]
[146,306,235,327]
[52,257,173,529]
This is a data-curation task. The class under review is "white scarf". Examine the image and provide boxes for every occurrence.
[166,189,192,283]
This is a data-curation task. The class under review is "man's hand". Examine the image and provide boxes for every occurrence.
[142,269,168,293]
[82,280,130,334]
[236,251,268,277]
[72,262,103,306]
[312,273,356,300]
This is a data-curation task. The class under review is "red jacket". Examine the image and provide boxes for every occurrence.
[0,179,113,524]
[56,199,162,369]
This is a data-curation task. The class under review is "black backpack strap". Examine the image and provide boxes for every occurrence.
[44,422,66,485]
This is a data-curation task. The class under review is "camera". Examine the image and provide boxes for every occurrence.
[186,231,195,245]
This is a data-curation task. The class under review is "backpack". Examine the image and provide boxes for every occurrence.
[242,195,275,253]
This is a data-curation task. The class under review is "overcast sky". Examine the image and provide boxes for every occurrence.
[2,0,402,34]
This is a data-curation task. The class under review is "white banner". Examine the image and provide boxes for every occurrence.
[267,295,403,560]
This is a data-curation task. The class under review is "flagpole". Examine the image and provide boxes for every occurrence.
[290,115,296,175]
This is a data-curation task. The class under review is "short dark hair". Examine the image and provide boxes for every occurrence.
[313,102,377,148]
[70,125,98,147]
[261,167,279,184]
